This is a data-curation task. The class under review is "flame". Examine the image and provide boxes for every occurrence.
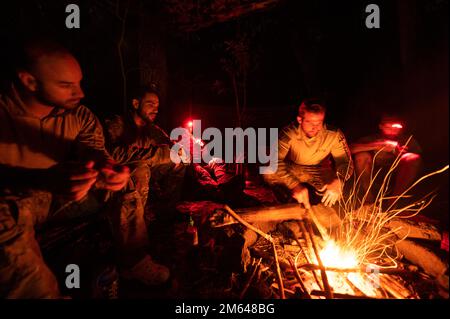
[319,240,358,269]
[391,123,403,129]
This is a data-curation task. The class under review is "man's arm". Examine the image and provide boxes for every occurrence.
[75,106,113,165]
[75,106,129,193]
[350,136,398,154]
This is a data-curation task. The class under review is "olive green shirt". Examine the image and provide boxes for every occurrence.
[275,122,354,190]
[0,86,111,170]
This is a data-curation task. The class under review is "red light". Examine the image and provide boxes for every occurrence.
[187,121,193,128]
[391,123,403,129]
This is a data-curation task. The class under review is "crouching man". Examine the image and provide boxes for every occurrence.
[264,98,354,208]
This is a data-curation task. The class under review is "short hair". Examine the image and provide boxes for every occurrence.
[298,98,326,118]
[129,83,160,101]
[14,36,72,73]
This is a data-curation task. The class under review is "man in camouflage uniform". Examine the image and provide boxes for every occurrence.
[0,39,166,298]
[104,86,187,208]
[264,98,354,208]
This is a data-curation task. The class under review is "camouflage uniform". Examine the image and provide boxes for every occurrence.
[0,87,145,297]
[264,122,354,193]
[104,114,186,213]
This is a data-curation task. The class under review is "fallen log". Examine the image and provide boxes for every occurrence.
[385,219,442,241]
[395,239,448,290]
[211,203,306,227]
[211,203,342,238]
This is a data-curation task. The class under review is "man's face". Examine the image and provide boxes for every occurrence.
[30,54,85,110]
[138,92,159,123]
[297,111,325,138]
[379,122,403,138]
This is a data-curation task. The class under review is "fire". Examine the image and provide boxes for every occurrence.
[318,240,380,297]
[319,240,358,269]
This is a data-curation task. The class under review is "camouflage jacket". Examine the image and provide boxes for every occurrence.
[104,114,172,168]
[273,122,354,190]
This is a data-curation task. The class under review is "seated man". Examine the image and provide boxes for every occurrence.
[105,85,187,204]
[350,115,422,204]
[0,38,160,298]
[264,98,354,208]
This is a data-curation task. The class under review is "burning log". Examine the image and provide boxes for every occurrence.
[297,263,418,275]
[310,290,379,299]
[287,257,311,298]
[378,274,414,299]
[297,221,325,291]
[304,219,334,299]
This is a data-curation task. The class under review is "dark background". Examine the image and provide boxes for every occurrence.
[0,0,448,220]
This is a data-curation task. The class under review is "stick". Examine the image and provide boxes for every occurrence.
[223,205,273,242]
[222,205,284,298]
[272,242,286,299]
[297,221,324,291]
[239,258,262,299]
[305,219,334,299]
[288,257,311,299]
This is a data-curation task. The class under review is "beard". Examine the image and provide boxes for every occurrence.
[138,110,157,124]
[35,87,80,110]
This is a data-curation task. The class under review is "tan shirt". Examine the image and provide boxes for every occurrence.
[0,87,110,170]
[275,122,354,189]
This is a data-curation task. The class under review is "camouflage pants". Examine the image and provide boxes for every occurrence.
[0,187,149,298]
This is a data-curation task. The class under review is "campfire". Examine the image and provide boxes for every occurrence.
[209,162,449,299]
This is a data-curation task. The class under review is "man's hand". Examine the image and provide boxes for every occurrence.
[292,185,311,209]
[46,161,99,201]
[320,178,342,207]
[95,161,130,192]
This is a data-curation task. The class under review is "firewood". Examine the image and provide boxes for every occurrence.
[297,221,324,291]
[222,205,285,299]
[310,290,379,299]
[305,219,334,299]
[272,242,286,299]
[239,258,262,299]
[288,257,311,299]
[211,203,306,228]
[385,219,441,241]
[222,205,273,242]
[378,274,413,299]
